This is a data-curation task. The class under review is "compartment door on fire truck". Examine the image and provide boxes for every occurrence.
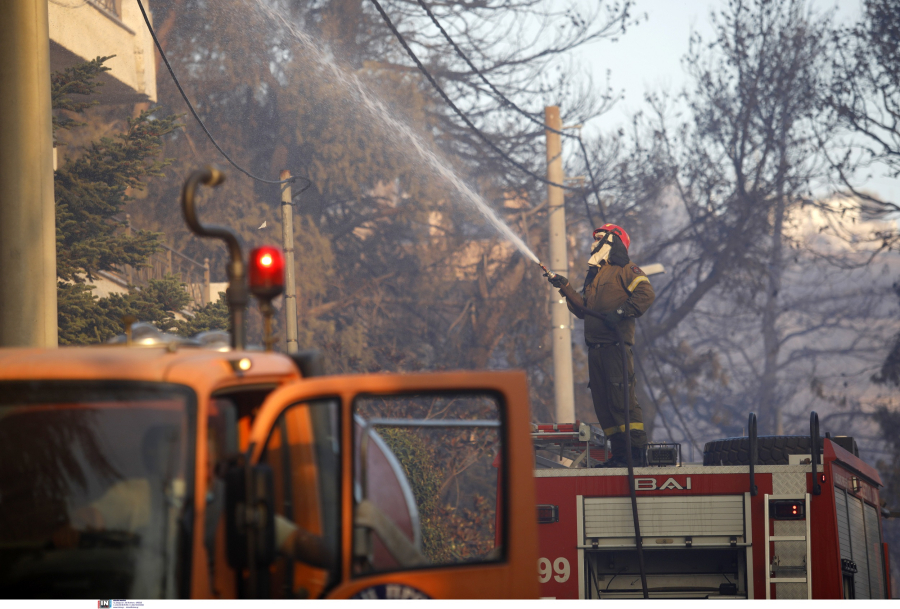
[247,370,539,599]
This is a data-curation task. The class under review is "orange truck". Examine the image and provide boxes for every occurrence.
[0,168,539,600]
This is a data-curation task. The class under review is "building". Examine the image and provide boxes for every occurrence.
[49,0,157,104]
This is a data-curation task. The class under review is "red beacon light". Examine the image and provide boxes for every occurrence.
[248,245,285,352]
[248,245,285,301]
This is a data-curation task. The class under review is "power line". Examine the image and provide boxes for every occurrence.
[413,0,573,139]
[136,0,308,188]
[411,0,607,223]
[368,0,584,194]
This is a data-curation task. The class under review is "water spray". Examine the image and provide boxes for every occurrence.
[253,1,542,266]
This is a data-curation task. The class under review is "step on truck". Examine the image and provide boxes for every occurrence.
[532,413,893,599]
[0,167,540,600]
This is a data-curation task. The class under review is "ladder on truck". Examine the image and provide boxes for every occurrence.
[531,422,608,468]
[764,493,812,599]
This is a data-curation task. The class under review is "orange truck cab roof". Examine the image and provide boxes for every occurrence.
[0,345,302,394]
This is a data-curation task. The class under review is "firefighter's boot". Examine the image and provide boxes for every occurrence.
[595,455,627,468]
[595,439,645,468]
[595,434,628,467]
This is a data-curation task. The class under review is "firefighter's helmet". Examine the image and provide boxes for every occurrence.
[593,224,630,250]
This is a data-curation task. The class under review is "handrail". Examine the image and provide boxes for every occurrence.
[749,412,758,497]
[181,166,247,350]
[810,412,821,496]
[164,243,207,268]
[113,214,208,269]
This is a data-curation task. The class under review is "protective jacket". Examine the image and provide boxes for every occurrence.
[559,261,655,345]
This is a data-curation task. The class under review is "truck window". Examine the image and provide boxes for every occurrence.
[0,381,195,599]
[211,385,278,451]
[352,392,503,575]
[257,399,340,599]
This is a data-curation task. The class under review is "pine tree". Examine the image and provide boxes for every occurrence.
[177,292,230,336]
[53,57,185,344]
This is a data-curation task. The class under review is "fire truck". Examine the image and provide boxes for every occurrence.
[532,413,893,599]
[0,167,539,600]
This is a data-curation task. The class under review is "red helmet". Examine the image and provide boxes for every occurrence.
[593,224,630,250]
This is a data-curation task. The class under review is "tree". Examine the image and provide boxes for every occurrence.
[828,0,900,211]
[833,7,900,587]
[178,292,230,336]
[52,57,187,344]
[608,0,842,436]
[131,0,638,420]
[873,282,900,386]
[570,0,900,451]
[53,58,177,284]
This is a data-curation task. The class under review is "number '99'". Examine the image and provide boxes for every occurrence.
[538,557,570,583]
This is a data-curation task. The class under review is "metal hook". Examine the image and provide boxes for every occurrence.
[181,166,247,350]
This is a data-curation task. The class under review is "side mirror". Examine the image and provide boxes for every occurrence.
[225,459,276,593]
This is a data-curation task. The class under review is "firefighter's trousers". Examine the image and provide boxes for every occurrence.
[587,343,647,457]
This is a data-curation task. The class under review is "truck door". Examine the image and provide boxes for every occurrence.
[243,370,539,599]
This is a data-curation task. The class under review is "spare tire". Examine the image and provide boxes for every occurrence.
[703,435,824,466]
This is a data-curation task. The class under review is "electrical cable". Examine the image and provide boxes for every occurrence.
[552,288,649,598]
[613,323,649,599]
[605,572,621,591]
[368,0,584,194]
[411,0,607,223]
[414,0,573,139]
[136,0,309,188]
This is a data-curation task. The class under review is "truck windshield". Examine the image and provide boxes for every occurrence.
[0,381,194,599]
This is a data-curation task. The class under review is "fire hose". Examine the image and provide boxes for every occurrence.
[542,265,649,599]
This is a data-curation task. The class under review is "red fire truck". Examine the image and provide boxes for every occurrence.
[531,413,893,599]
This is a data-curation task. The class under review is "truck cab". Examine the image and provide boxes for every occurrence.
[0,323,538,601]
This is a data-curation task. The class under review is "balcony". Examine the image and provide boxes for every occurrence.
[48,0,157,104]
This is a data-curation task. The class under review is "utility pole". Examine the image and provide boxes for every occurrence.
[545,106,574,423]
[280,170,298,354]
[0,0,57,348]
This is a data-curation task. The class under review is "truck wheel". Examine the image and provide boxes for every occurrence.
[702,435,822,466]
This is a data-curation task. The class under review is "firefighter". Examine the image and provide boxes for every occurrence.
[546,224,655,467]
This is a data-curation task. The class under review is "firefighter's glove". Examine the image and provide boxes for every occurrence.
[547,273,569,288]
[602,307,627,325]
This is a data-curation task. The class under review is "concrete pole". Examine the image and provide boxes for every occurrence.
[545,106,574,423]
[280,170,298,354]
[0,0,57,347]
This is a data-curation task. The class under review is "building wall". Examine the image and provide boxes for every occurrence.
[48,0,157,103]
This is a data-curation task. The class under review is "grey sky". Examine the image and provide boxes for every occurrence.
[573,0,898,203]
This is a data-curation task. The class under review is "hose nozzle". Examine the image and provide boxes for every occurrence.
[539,263,556,279]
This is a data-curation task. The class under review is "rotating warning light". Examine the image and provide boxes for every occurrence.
[248,245,285,300]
